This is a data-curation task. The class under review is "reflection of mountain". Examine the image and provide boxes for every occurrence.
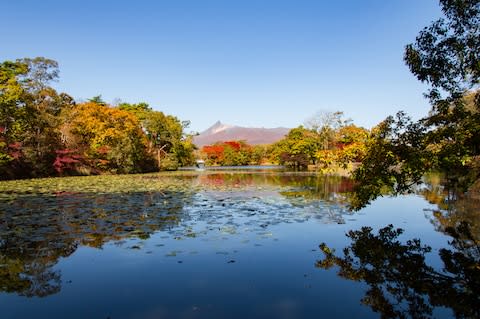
[193,121,290,147]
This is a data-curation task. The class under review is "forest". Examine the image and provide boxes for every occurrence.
[0,57,195,179]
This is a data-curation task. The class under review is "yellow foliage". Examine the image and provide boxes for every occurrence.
[61,102,149,173]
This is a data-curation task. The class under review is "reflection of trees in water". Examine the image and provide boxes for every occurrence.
[317,221,480,319]
[278,175,355,224]
[319,175,480,318]
[195,172,354,202]
[0,173,356,298]
[309,173,480,317]
[0,252,64,298]
[420,174,480,244]
[279,175,354,203]
[0,190,192,297]
[186,173,355,229]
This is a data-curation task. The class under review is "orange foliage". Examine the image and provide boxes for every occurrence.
[224,141,242,151]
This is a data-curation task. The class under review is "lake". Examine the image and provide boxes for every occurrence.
[0,171,478,318]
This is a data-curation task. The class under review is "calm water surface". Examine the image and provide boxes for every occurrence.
[0,171,478,318]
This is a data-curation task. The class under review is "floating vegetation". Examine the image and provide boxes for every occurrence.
[0,173,197,200]
[0,171,355,298]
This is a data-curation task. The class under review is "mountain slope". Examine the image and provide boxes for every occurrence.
[193,121,289,147]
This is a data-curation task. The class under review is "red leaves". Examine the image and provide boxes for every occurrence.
[53,149,83,173]
[202,144,225,156]
[8,142,22,160]
[202,145,225,163]
[96,145,110,155]
[201,141,253,165]
[224,141,242,151]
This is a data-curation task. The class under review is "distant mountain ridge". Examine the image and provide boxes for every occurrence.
[193,121,290,147]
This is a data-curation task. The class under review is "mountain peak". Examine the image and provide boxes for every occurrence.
[202,121,234,135]
[194,121,290,147]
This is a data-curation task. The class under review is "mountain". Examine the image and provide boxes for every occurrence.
[193,121,290,147]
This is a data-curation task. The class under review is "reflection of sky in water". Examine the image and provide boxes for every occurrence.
[0,172,472,319]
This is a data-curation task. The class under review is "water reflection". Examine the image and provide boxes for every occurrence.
[420,174,480,244]
[0,190,192,297]
[317,220,480,318]
[0,172,353,298]
[317,174,480,317]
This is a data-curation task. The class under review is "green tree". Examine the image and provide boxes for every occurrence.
[405,0,480,188]
[0,60,28,170]
[316,124,369,171]
[352,0,480,209]
[273,126,320,169]
[88,95,106,105]
[351,112,431,209]
[0,57,73,178]
[118,102,194,169]
[143,111,181,168]
[117,101,151,117]
[404,0,479,103]
[174,136,196,167]
[251,145,268,165]
[305,111,349,150]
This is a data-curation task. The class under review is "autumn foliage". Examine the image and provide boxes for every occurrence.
[270,114,369,171]
[0,57,194,179]
[201,141,261,166]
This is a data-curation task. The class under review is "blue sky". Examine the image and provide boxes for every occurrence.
[1,0,442,133]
